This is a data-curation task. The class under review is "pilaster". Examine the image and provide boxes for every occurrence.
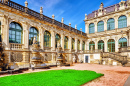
[1,15,10,49]
[94,22,97,33]
[104,38,107,52]
[114,15,118,29]
[61,33,64,51]
[22,22,29,49]
[69,36,72,51]
[115,37,118,52]
[39,28,44,50]
[51,31,55,51]
[75,38,78,52]
[104,19,107,31]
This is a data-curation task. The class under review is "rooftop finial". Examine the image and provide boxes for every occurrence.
[85,14,87,20]
[69,22,71,26]
[100,2,104,9]
[25,0,28,7]
[61,17,64,23]
[40,7,43,14]
[80,28,82,31]
[52,14,55,19]
[75,24,77,29]
[115,5,117,11]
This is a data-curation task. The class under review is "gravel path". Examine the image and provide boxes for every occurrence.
[0,63,130,86]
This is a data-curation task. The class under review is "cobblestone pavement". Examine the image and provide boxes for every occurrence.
[0,63,130,86]
[54,63,130,86]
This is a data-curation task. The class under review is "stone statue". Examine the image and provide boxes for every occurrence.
[33,37,37,44]
[57,41,61,47]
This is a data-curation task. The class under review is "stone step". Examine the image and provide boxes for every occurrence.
[125,62,130,67]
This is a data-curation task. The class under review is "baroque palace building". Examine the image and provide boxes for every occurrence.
[0,0,130,67]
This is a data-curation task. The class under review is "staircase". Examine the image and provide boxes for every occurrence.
[101,52,128,66]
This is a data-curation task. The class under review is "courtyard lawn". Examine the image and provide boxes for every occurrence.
[0,69,104,86]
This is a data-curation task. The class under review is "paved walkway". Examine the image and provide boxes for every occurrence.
[0,63,130,86]
[124,75,130,86]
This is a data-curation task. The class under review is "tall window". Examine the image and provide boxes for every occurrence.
[77,40,80,50]
[119,38,127,48]
[98,40,104,51]
[118,15,127,28]
[44,31,51,47]
[0,22,1,42]
[107,18,115,30]
[72,38,75,50]
[108,39,115,52]
[89,41,95,50]
[29,27,39,45]
[9,22,23,43]
[82,41,85,51]
[97,21,104,32]
[64,36,68,49]
[89,23,95,34]
[55,34,61,48]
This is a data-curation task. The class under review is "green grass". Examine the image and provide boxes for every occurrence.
[0,69,104,86]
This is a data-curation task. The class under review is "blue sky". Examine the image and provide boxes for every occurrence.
[12,0,125,32]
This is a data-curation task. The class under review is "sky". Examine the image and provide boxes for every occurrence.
[11,0,125,32]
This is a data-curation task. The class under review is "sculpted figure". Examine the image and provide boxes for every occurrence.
[33,37,37,44]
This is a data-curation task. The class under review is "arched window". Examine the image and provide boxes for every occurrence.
[77,40,80,50]
[89,41,95,50]
[55,34,61,48]
[64,36,68,49]
[44,31,51,47]
[108,39,115,52]
[9,22,23,44]
[98,40,104,51]
[82,41,85,51]
[97,21,104,32]
[107,18,115,30]
[118,15,127,28]
[29,27,39,45]
[0,22,1,42]
[72,38,75,50]
[119,38,127,48]
[89,23,95,34]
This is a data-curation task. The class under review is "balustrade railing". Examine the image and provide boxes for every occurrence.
[84,49,101,54]
[10,43,23,50]
[119,46,130,52]
[0,0,86,36]
[101,52,128,65]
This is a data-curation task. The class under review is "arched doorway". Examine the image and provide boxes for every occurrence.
[107,39,115,52]
[119,38,127,48]
[89,41,95,50]
[98,40,104,51]
[55,34,61,48]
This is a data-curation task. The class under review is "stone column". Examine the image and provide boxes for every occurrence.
[39,28,44,50]
[114,16,118,29]
[128,30,130,46]
[61,34,64,51]
[95,39,98,50]
[115,37,118,52]
[126,14,130,27]
[75,38,78,52]
[85,23,89,34]
[69,36,72,51]
[104,19,107,31]
[85,40,88,50]
[51,31,55,51]
[94,22,97,33]
[22,22,29,49]
[104,38,107,52]
[22,22,30,63]
[1,15,10,50]
[69,36,72,62]
[80,40,83,51]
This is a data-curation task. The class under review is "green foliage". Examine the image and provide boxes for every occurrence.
[0,69,104,86]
